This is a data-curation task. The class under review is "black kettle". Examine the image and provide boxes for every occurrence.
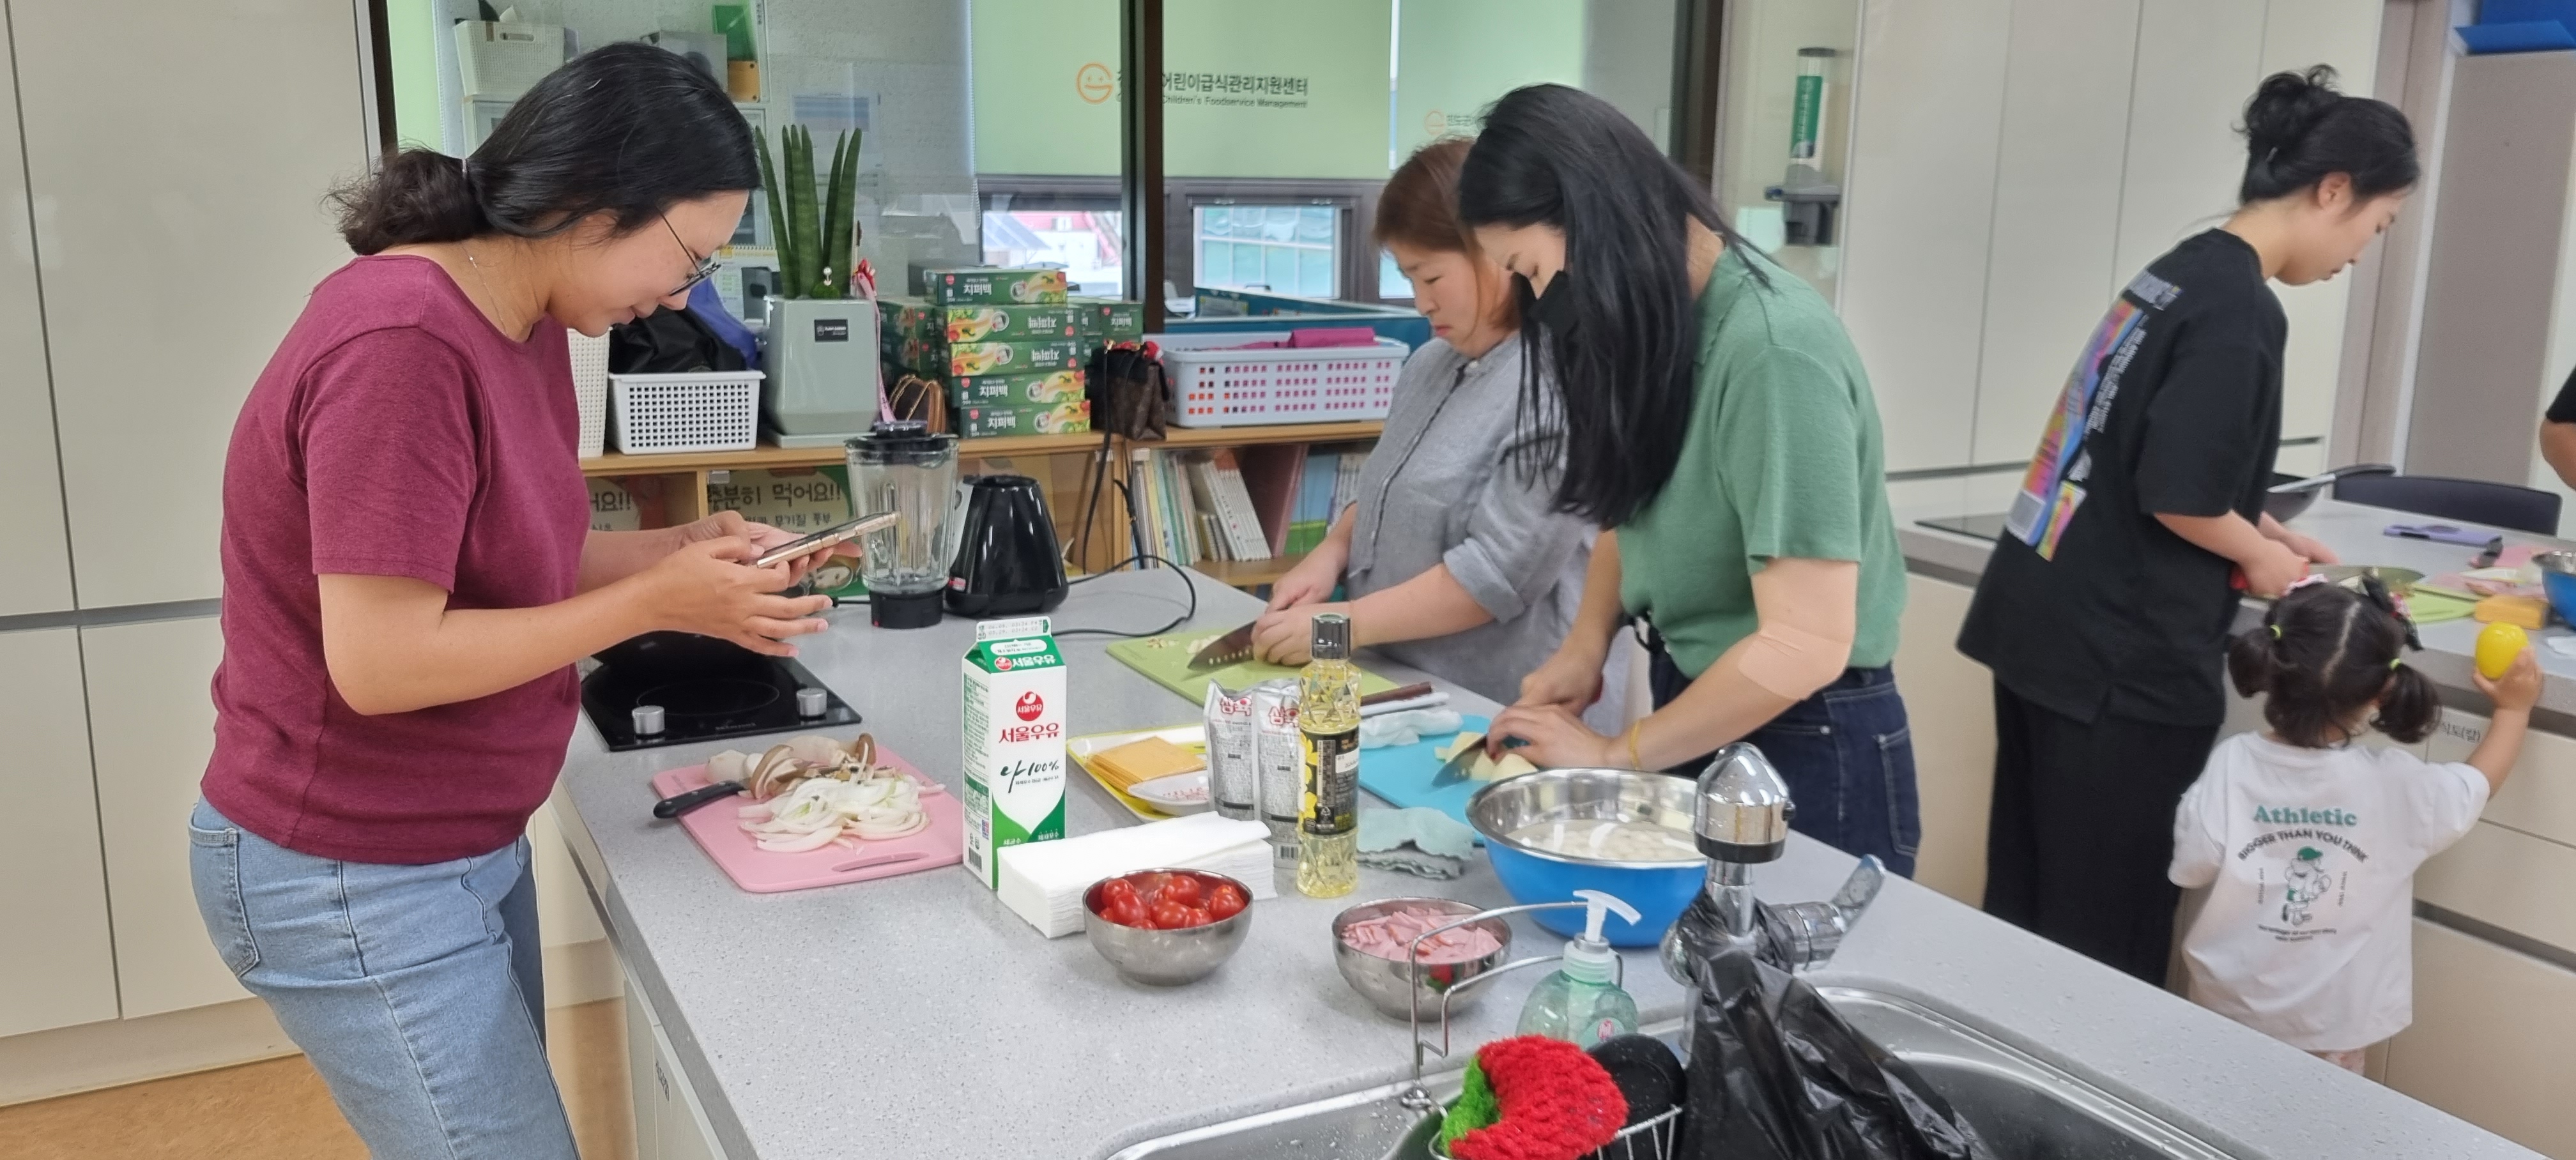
[947,475,1068,617]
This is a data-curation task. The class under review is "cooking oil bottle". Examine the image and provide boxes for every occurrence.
[1296,613,1361,897]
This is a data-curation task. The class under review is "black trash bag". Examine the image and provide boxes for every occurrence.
[1680,947,1991,1160]
[609,307,746,374]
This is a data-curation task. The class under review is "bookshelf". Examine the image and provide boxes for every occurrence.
[581,422,1381,588]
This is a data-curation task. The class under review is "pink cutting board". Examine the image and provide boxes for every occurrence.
[648,750,963,894]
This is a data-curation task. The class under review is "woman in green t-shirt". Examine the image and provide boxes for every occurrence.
[1466,84,1917,876]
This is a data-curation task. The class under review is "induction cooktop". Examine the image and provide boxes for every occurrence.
[580,655,860,751]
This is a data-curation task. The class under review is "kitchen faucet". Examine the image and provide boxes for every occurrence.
[1660,743,1885,988]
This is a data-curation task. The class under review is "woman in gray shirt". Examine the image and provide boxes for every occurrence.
[1254,140,1625,728]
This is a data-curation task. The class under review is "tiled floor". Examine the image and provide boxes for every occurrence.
[0,998,634,1159]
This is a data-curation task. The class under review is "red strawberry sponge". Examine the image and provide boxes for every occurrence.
[1448,1035,1629,1160]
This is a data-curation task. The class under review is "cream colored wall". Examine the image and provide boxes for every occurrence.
[0,0,613,1106]
[1843,0,2383,474]
[1893,574,1995,906]
[0,34,70,618]
[12,0,369,608]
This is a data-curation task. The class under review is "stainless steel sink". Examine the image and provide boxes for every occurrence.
[1106,988,2241,1160]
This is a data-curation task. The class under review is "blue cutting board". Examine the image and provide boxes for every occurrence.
[1357,715,1490,839]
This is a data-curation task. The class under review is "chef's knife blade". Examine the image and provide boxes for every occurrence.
[1187,622,1257,670]
[1430,746,1480,788]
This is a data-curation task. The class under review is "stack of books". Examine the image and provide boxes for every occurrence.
[1126,441,1371,569]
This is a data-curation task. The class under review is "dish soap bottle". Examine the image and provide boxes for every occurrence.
[1295,613,1361,897]
[1517,889,1641,1048]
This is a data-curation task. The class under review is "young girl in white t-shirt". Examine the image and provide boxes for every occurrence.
[2170,580,2539,1073]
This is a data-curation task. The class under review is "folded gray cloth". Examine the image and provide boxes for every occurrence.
[1355,807,1477,879]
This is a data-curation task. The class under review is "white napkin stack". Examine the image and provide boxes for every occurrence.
[995,814,1275,938]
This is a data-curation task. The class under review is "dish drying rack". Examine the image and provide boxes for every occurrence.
[1396,901,1682,1160]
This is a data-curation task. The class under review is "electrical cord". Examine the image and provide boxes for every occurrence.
[1055,549,1198,638]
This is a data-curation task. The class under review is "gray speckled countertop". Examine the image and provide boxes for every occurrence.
[1899,497,2576,723]
[552,567,2538,1160]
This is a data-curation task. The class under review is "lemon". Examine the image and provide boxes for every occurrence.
[2476,622,2529,680]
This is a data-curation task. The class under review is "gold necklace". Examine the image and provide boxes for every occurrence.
[461,240,521,336]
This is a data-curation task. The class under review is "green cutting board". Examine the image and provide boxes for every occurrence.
[1105,630,1400,704]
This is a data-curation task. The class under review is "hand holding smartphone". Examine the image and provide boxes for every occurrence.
[751,512,897,569]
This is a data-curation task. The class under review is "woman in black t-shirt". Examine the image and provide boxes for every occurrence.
[1957,67,2417,984]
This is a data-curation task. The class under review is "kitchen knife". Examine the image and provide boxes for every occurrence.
[1186,622,1257,670]
[1430,745,1481,788]
[652,781,745,819]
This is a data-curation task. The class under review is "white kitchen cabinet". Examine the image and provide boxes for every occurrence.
[2425,706,2576,850]
[1966,0,2143,467]
[11,1,367,608]
[1893,574,1996,906]
[0,38,73,618]
[529,800,608,950]
[2112,0,2266,294]
[2386,920,2576,1158]
[2258,0,2384,445]
[1839,0,2011,473]
[2417,822,2576,956]
[0,629,118,1035]
[625,968,732,1160]
[83,615,243,1018]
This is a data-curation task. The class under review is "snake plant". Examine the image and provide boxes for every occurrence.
[753,125,862,299]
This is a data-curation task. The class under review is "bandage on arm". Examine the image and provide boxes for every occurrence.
[1628,558,1858,768]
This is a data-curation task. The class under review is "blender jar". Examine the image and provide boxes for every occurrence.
[845,421,960,629]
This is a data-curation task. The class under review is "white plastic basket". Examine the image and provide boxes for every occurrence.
[567,329,610,459]
[610,370,762,454]
[1156,333,1409,427]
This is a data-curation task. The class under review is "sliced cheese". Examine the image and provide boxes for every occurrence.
[1089,736,1206,792]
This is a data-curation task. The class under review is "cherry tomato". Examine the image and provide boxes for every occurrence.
[1103,897,1149,928]
[1204,883,1247,920]
[1178,906,1212,928]
[1100,879,1140,907]
[1129,872,1172,904]
[1160,874,1204,908]
[1149,901,1194,930]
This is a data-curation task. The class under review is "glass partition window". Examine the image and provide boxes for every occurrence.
[982,205,1124,296]
[1193,204,1339,298]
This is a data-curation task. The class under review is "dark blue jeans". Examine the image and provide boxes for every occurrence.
[1649,643,1920,878]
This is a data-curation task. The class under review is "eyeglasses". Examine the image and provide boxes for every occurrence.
[663,215,722,298]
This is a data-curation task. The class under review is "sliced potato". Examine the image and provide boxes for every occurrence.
[1485,752,1537,780]
[1436,731,1485,762]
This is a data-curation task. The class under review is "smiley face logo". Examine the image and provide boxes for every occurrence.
[1076,63,1116,104]
[1424,110,1448,135]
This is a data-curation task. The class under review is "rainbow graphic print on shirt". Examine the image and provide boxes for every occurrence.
[2004,271,2175,558]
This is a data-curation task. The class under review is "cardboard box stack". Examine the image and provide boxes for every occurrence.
[877,268,1149,441]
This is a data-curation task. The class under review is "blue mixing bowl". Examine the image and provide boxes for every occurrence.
[1466,768,1705,947]
[2538,553,2576,625]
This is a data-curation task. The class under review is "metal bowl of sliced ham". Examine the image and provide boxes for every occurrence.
[1331,897,1513,1020]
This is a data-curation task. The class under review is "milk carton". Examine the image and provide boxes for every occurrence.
[962,616,1067,889]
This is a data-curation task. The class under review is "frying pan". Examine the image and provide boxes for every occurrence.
[2264,463,2394,523]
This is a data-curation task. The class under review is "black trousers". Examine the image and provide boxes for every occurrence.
[1982,680,2216,984]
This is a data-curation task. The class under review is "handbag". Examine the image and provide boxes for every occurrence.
[1085,342,1169,441]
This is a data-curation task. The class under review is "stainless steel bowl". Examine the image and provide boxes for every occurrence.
[2535,550,2576,577]
[1331,897,1513,1020]
[1465,768,1702,869]
[1082,869,1252,986]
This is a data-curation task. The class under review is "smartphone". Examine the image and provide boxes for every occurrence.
[751,512,898,569]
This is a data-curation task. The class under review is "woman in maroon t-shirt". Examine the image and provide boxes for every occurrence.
[190,45,830,1156]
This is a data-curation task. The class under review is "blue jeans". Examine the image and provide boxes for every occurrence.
[1650,648,1922,877]
[188,798,576,1159]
